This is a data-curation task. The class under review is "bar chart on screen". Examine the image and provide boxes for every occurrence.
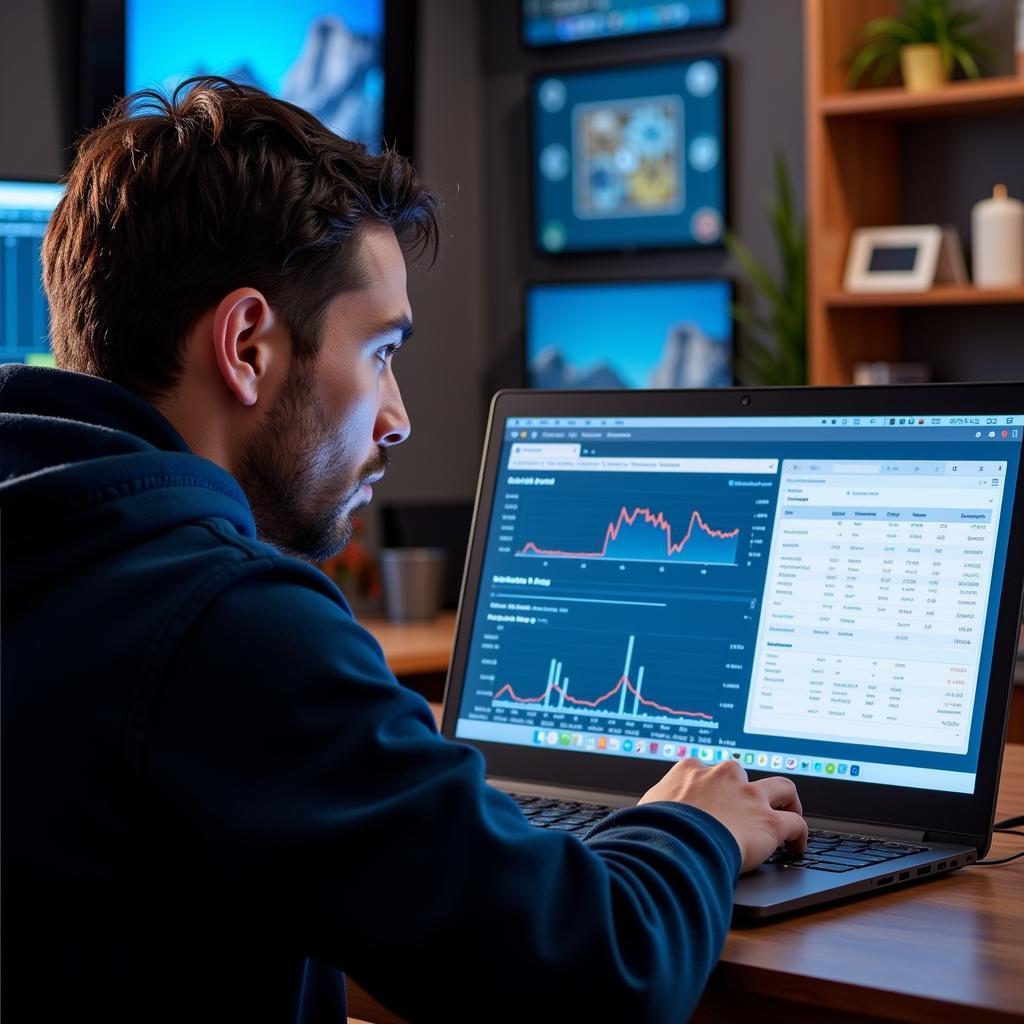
[491,634,718,727]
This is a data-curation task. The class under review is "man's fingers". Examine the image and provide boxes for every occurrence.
[775,809,809,854]
[752,775,803,816]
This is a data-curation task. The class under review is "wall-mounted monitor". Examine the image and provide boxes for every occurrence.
[126,0,384,149]
[525,278,733,389]
[78,1,417,158]
[532,56,726,254]
[522,0,728,48]
[0,180,63,367]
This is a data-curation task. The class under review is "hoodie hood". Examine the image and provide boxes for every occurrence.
[0,363,255,603]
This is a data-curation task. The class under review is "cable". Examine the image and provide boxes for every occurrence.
[993,813,1024,830]
[970,828,1024,867]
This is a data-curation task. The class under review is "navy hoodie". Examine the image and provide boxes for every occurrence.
[0,363,740,1023]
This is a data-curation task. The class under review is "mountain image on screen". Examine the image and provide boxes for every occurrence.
[282,15,383,146]
[647,322,731,388]
[531,347,627,389]
[180,63,261,88]
[530,321,730,390]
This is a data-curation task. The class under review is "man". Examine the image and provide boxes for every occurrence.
[1,78,806,1022]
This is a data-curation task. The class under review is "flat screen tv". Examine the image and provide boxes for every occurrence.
[0,180,64,367]
[524,278,733,390]
[532,56,726,254]
[522,0,728,48]
[77,0,417,157]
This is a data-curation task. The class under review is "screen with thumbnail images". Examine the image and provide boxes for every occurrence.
[532,56,726,253]
[522,0,727,47]
[0,180,63,367]
[126,0,385,151]
[453,412,1024,796]
[525,279,732,389]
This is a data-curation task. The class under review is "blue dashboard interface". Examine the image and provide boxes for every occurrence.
[0,180,63,366]
[454,413,1024,795]
[522,0,727,47]
[533,57,726,252]
[526,279,732,389]
[127,0,385,151]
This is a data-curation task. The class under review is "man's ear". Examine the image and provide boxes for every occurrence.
[210,288,282,407]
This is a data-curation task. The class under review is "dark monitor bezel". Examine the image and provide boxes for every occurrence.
[0,176,63,195]
[75,0,418,163]
[521,275,735,389]
[528,53,730,257]
[442,383,1024,853]
[519,0,730,50]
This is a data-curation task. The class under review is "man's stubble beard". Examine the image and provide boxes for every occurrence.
[236,359,386,563]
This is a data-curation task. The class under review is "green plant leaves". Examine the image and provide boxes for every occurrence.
[724,152,806,387]
[846,0,989,87]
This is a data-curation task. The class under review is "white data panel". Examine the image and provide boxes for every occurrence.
[744,460,1005,754]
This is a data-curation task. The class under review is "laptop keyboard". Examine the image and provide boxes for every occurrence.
[512,794,614,836]
[768,830,928,872]
[515,799,930,870]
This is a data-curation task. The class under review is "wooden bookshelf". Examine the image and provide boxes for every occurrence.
[824,285,1024,308]
[819,75,1024,120]
[805,0,1024,385]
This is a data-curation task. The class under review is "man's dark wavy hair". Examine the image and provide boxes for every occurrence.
[43,76,439,398]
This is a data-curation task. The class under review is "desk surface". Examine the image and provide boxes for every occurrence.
[696,740,1024,1023]
[359,612,456,677]
[349,736,1024,1024]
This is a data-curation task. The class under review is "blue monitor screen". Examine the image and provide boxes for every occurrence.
[126,0,385,150]
[526,279,733,389]
[533,57,726,253]
[522,0,727,47]
[0,180,63,367]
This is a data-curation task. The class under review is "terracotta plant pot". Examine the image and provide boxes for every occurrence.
[899,43,949,92]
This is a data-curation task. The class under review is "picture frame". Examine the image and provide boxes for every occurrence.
[843,224,967,293]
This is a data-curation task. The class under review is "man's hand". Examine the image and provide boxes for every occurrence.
[639,758,807,874]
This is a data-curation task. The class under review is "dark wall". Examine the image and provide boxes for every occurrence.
[477,0,806,398]
[0,1,74,177]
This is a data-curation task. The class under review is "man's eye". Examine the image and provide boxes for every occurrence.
[376,343,399,367]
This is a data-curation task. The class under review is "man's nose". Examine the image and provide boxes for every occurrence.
[375,372,411,446]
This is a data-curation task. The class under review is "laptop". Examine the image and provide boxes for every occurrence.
[440,385,1024,918]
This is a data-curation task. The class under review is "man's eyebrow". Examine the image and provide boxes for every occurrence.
[368,315,414,343]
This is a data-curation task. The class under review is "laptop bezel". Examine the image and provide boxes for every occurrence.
[442,384,1024,852]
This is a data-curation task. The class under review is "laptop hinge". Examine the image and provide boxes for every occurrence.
[488,777,636,808]
[805,816,926,842]
[923,829,985,851]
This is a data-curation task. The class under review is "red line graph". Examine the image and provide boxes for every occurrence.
[517,506,739,560]
[493,675,714,720]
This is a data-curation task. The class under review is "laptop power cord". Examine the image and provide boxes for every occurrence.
[993,813,1024,830]
[970,828,1024,867]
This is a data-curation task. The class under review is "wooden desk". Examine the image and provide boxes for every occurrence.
[359,613,456,677]
[694,741,1024,1023]
[348,742,1024,1024]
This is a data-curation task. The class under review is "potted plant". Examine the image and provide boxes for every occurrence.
[724,152,806,387]
[847,0,991,93]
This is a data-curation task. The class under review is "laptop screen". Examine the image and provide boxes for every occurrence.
[452,411,1024,796]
